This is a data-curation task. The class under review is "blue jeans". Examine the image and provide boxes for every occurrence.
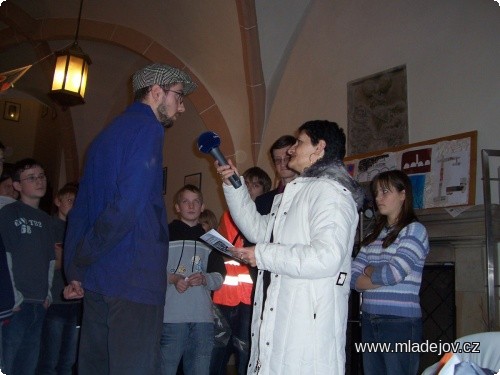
[2,302,47,375]
[210,303,252,375]
[37,303,81,375]
[161,322,214,375]
[361,312,422,375]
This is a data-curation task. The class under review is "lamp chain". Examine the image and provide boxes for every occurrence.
[74,0,84,43]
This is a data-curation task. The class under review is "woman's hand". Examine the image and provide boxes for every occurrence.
[215,159,240,186]
[229,246,256,267]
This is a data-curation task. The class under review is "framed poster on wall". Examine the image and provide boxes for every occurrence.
[347,65,408,156]
[344,131,477,209]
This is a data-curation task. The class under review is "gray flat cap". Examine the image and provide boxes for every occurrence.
[132,63,197,95]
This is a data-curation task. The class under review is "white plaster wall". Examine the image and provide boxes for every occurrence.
[262,0,500,204]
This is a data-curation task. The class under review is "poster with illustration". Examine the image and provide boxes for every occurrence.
[425,138,471,208]
[344,131,476,209]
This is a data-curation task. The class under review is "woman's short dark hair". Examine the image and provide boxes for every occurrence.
[298,120,346,162]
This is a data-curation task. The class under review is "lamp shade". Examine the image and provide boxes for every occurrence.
[49,43,91,107]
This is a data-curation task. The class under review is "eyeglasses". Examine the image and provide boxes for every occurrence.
[161,88,184,104]
[20,174,46,183]
[273,156,290,165]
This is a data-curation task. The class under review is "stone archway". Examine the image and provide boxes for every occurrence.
[0,4,234,181]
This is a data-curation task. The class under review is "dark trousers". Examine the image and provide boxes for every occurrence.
[78,291,163,375]
[209,303,252,375]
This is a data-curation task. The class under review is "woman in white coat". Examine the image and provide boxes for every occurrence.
[216,120,364,375]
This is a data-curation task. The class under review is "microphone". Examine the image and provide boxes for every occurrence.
[197,131,242,189]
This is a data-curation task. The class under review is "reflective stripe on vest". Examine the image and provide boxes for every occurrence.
[213,260,253,306]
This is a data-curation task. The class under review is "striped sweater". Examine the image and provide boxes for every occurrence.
[351,221,430,318]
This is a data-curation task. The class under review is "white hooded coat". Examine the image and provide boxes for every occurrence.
[223,161,363,375]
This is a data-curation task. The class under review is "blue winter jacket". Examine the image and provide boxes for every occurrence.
[64,102,169,305]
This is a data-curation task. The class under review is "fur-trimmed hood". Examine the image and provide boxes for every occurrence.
[301,159,365,211]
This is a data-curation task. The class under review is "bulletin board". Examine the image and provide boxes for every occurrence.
[344,131,477,209]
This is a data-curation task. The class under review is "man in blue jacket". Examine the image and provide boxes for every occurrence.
[63,63,196,375]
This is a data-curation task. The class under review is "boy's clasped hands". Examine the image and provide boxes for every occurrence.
[170,272,207,293]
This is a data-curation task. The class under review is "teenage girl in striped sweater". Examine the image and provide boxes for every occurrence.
[351,170,430,375]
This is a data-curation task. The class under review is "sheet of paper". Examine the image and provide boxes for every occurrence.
[200,229,234,257]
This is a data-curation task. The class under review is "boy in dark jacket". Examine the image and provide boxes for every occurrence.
[161,185,225,375]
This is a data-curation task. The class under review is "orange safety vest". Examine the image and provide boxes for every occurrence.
[213,260,253,306]
[217,211,244,248]
[212,211,253,306]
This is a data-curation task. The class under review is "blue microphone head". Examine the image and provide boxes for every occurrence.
[198,131,221,153]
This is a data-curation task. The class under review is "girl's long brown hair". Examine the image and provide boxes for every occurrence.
[361,170,418,248]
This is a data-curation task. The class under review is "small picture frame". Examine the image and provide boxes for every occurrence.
[3,101,21,122]
[184,173,202,190]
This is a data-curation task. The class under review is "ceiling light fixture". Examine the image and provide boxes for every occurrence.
[49,0,91,107]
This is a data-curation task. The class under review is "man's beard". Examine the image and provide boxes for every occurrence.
[157,103,174,128]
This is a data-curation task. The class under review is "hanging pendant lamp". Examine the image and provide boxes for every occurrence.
[49,0,91,107]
